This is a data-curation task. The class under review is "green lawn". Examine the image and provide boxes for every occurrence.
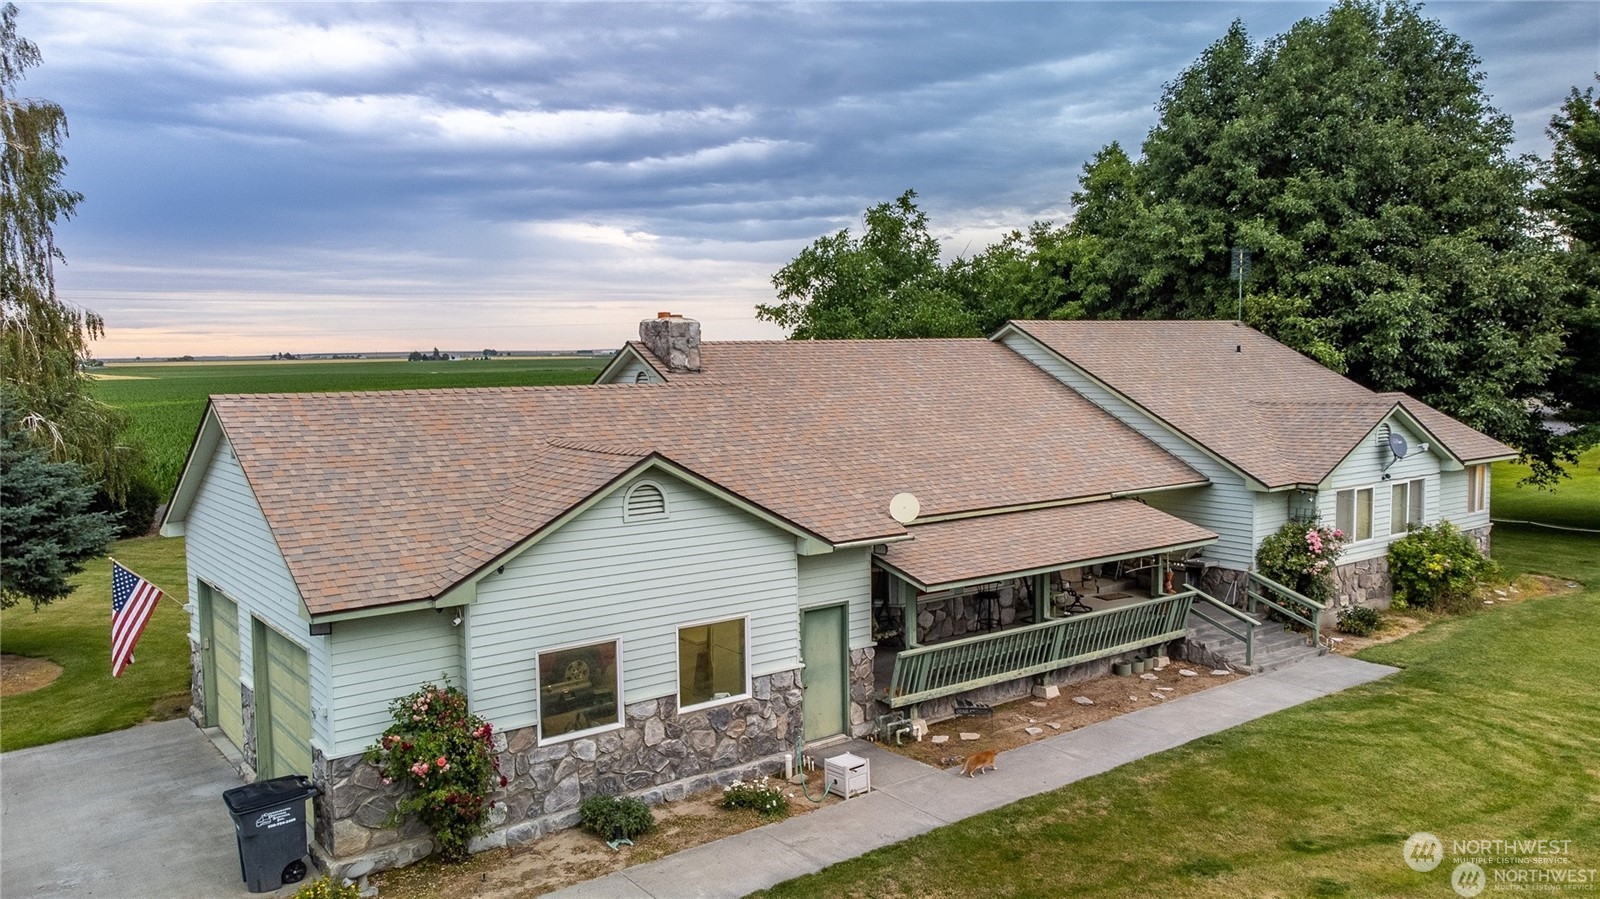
[0,536,191,752]
[1491,445,1600,531]
[755,525,1600,898]
[92,356,605,495]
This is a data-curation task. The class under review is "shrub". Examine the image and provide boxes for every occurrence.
[721,777,791,819]
[1388,522,1497,612]
[1337,605,1382,637]
[1255,520,1348,606]
[293,875,361,899]
[579,794,655,842]
[364,681,506,863]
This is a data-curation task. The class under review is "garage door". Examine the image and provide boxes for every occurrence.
[255,621,313,779]
[208,589,245,750]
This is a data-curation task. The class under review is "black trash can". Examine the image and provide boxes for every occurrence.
[222,774,321,893]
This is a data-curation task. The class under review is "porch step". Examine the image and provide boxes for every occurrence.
[1184,611,1325,674]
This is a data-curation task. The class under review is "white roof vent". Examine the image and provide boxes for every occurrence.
[624,482,668,521]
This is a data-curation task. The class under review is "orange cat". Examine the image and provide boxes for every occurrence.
[960,749,998,778]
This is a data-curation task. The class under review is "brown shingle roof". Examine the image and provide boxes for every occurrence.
[878,499,1217,590]
[1005,321,1516,487]
[208,340,1205,615]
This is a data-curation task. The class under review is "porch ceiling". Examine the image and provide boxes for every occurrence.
[876,499,1217,591]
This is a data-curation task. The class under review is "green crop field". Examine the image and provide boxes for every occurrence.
[91,357,607,495]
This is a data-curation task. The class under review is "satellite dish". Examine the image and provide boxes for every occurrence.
[1387,431,1409,459]
[889,492,921,525]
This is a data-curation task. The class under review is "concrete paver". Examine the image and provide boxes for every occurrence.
[547,653,1397,899]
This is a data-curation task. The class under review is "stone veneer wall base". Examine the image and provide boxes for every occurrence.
[314,753,789,882]
[313,669,805,880]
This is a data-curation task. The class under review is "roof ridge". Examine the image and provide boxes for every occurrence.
[543,436,654,457]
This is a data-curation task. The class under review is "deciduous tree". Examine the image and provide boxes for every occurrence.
[758,190,977,339]
[1065,1,1572,482]
[1,3,142,498]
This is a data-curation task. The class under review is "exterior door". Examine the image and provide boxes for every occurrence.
[254,620,313,778]
[207,587,245,750]
[801,605,848,741]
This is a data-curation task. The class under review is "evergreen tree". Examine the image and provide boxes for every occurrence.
[0,413,117,609]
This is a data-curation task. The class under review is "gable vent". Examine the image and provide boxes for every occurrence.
[624,482,668,521]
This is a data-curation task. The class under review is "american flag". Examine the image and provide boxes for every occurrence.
[111,561,164,678]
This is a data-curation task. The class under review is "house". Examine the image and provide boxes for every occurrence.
[991,321,1517,607]
[160,314,1509,878]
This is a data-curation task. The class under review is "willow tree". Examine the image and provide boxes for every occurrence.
[1,3,139,499]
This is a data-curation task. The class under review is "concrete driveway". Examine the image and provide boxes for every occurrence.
[1,719,302,898]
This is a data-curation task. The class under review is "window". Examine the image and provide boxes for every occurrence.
[678,617,746,708]
[1336,486,1373,541]
[1467,465,1489,514]
[1391,479,1425,534]
[537,640,620,741]
[624,481,667,521]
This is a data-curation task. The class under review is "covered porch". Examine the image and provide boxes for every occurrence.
[869,499,1219,713]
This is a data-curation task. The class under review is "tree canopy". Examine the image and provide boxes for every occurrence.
[761,1,1589,483]
[1533,79,1600,435]
[757,190,978,340]
[1,3,141,499]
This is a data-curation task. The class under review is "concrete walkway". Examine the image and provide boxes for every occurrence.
[549,654,1398,899]
[0,718,303,899]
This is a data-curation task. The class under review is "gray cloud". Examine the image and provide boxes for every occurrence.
[21,1,1597,355]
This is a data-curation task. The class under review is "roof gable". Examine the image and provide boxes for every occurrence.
[1002,320,1515,488]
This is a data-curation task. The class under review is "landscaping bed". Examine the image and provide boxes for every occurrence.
[372,767,842,899]
[878,661,1240,769]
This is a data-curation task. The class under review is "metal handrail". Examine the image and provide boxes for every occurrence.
[1188,589,1257,665]
[1246,571,1324,648]
[881,591,1195,708]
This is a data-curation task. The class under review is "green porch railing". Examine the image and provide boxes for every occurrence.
[1189,590,1259,665]
[1246,571,1324,649]
[881,591,1196,709]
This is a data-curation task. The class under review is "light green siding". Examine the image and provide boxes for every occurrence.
[468,471,798,734]
[329,610,464,757]
[184,436,333,755]
[797,549,872,650]
[1000,332,1256,569]
[1319,416,1443,563]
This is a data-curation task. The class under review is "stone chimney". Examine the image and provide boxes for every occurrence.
[638,312,701,373]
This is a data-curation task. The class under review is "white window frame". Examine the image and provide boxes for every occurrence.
[623,480,669,523]
[1467,464,1489,514]
[1336,486,1374,542]
[1390,478,1425,535]
[675,614,751,713]
[535,638,623,744]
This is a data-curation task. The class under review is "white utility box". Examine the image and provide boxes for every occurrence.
[825,752,870,799]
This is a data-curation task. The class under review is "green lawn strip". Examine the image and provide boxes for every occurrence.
[754,532,1600,898]
[92,357,605,495]
[0,536,191,752]
[1489,524,1600,585]
[1492,446,1600,531]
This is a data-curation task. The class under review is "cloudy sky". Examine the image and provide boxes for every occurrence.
[19,2,1599,357]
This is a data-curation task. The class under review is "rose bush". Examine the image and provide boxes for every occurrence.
[1255,519,1348,606]
[364,681,505,862]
